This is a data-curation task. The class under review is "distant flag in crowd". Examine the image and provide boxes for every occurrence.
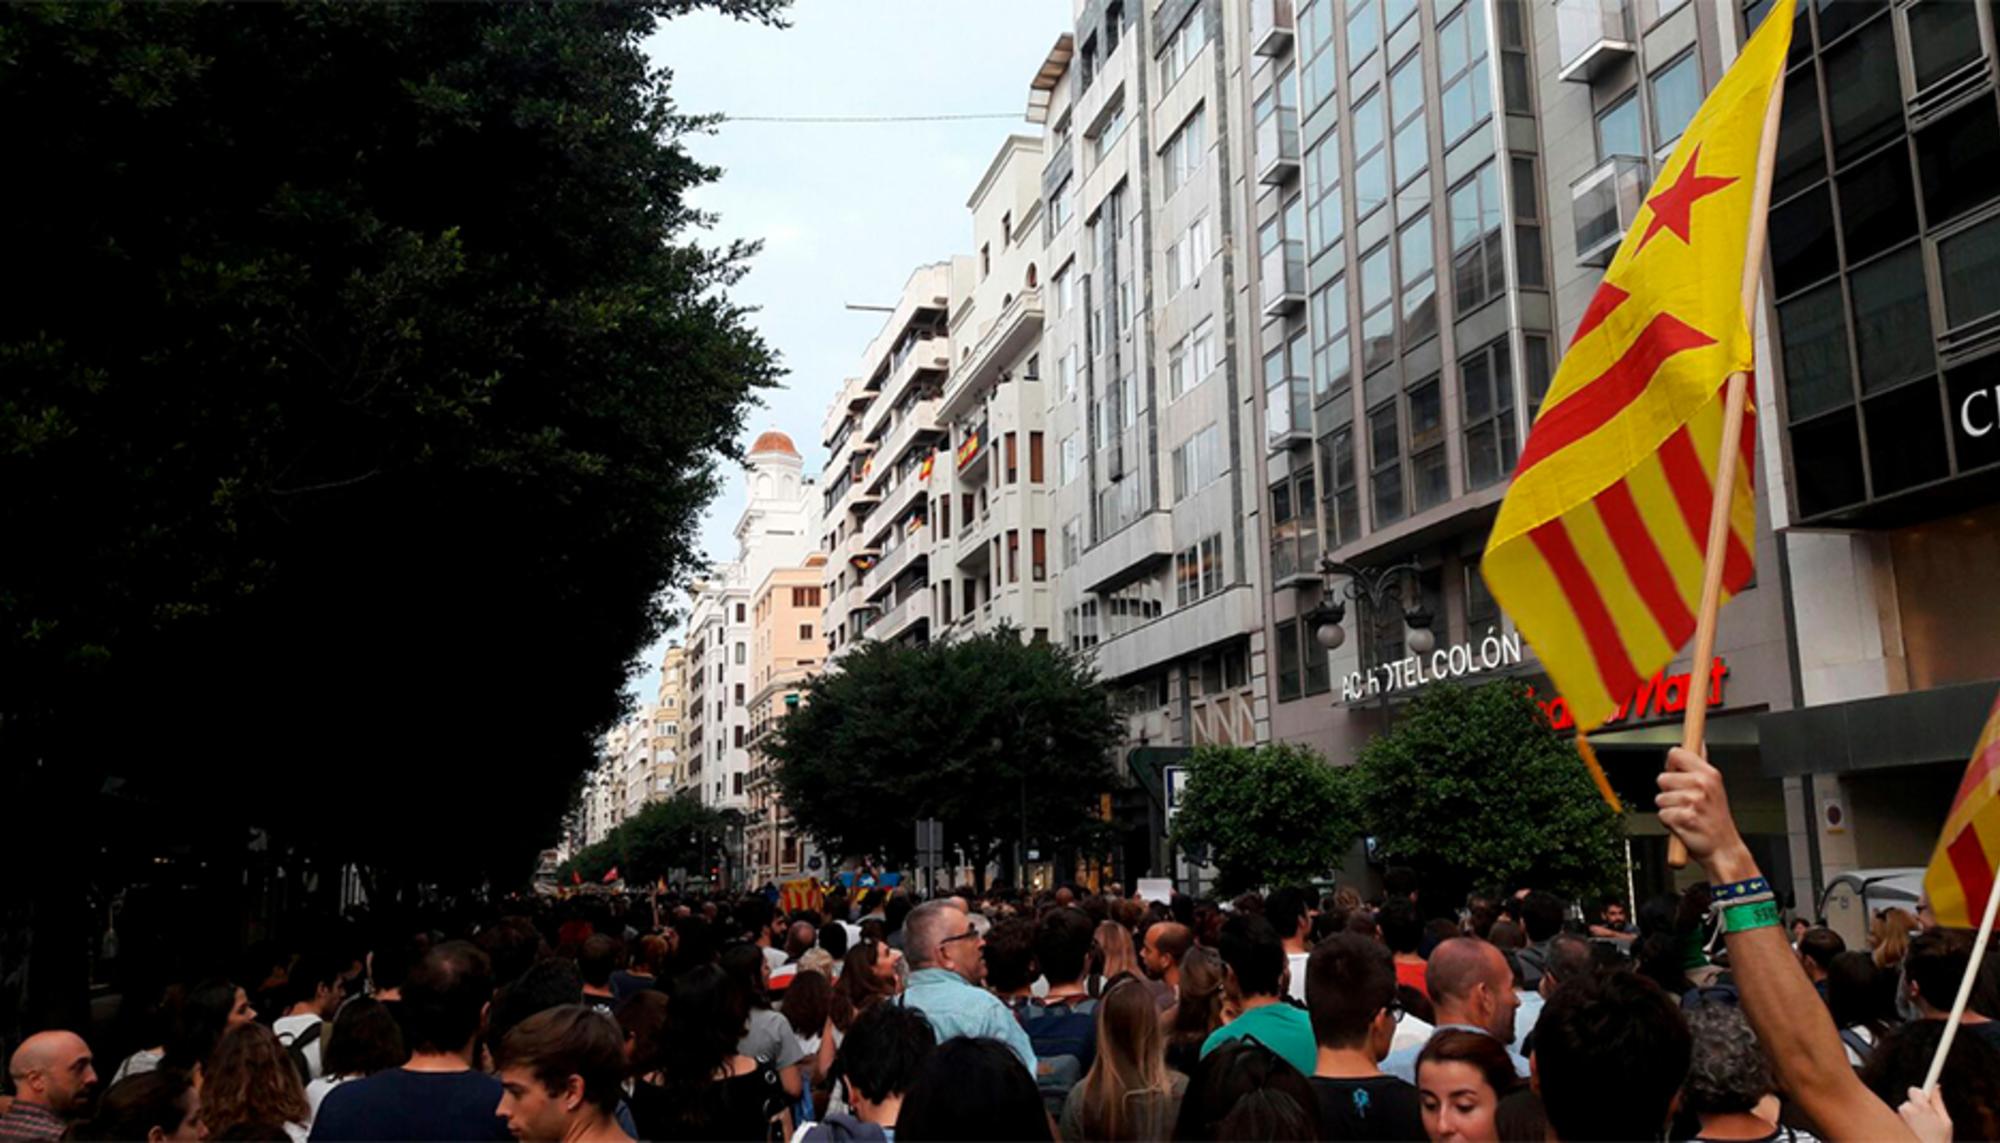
[602,865,620,884]
[1926,692,2000,929]
[1482,0,1794,734]
[571,870,582,886]
[780,876,824,915]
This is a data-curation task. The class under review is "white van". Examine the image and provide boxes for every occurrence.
[1817,867,1925,950]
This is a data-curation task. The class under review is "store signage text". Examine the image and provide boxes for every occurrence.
[1961,386,2000,438]
[1535,657,1730,731]
[1340,629,1526,702]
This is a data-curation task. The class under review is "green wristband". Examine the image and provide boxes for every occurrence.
[1721,899,1782,934]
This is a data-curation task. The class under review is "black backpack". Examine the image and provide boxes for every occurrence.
[1018,998,1098,1118]
[284,1020,322,1086]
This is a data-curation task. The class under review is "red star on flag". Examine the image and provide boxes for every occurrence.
[1636,144,1738,252]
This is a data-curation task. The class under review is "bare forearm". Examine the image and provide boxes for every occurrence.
[1708,844,1906,1139]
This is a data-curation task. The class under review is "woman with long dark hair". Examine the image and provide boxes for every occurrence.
[645,965,788,1141]
[69,1069,203,1142]
[720,942,808,1103]
[1162,947,1226,1077]
[1061,977,1185,1140]
[162,978,257,1076]
[831,940,902,1035]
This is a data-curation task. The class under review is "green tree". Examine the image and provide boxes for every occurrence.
[1351,681,1625,903]
[0,0,786,1026]
[766,627,1123,886]
[1171,742,1361,895]
[559,793,735,885]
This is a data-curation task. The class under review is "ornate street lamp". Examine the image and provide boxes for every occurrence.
[1305,557,1437,659]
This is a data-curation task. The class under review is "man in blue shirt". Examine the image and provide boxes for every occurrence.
[1380,938,1526,1084]
[895,901,1036,1075]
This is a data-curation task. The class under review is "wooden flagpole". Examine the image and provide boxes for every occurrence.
[1667,64,1787,870]
[1924,862,2000,1091]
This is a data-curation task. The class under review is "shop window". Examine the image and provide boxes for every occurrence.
[1917,101,2000,229]
[1778,282,1852,422]
[1865,379,1949,496]
[1837,145,1918,264]
[1851,246,1935,393]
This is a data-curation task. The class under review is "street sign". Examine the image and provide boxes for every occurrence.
[1164,766,1188,826]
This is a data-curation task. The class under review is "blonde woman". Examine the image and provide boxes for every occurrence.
[1090,922,1140,996]
[1870,908,1919,969]
[1060,978,1187,1141]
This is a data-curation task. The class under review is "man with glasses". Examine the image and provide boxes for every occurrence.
[894,901,1036,1075]
[1,1031,99,1142]
[1303,933,1426,1141]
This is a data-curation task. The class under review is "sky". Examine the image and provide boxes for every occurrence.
[624,0,1071,707]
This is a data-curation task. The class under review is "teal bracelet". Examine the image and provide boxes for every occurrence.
[1721,899,1782,934]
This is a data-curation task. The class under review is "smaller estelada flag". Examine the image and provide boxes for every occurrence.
[1926,691,2000,928]
[1482,0,1795,732]
[602,865,620,884]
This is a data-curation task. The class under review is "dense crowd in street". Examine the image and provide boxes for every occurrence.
[3,749,1995,1142]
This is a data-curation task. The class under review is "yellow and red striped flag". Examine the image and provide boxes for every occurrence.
[1482,0,1794,732]
[1926,692,2000,928]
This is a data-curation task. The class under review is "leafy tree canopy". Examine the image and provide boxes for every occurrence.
[558,793,736,886]
[0,0,787,884]
[766,627,1123,877]
[1351,681,1625,904]
[1172,741,1361,896]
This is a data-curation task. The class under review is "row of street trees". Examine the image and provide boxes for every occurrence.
[1172,682,1627,901]
[558,794,740,888]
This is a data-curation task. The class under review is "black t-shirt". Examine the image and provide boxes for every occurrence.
[1965,1020,2000,1053]
[636,1067,787,1142]
[1310,1075,1428,1142]
[308,1067,511,1142]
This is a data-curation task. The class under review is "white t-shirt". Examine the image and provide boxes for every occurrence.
[764,945,789,973]
[1285,951,1310,1003]
[111,1048,162,1085]
[273,1014,325,1080]
[304,1075,350,1121]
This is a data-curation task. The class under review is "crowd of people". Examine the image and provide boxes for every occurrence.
[2,749,1996,1142]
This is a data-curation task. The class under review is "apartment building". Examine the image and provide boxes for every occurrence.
[745,560,826,886]
[820,264,962,662]
[682,433,816,827]
[650,642,685,796]
[935,133,1061,640]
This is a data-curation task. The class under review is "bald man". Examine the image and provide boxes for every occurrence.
[1380,938,1528,1085]
[1140,921,1192,1011]
[1,1031,98,1141]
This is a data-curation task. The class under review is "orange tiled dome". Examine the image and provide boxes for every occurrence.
[749,430,800,458]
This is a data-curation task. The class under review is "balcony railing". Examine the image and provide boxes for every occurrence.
[874,587,933,643]
[1266,375,1312,451]
[1270,521,1320,585]
[1251,0,1295,57]
[1260,238,1306,316]
[1256,108,1301,186]
[1556,0,1635,84]
[1571,154,1650,267]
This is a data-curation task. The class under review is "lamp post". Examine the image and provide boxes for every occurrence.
[1303,557,1438,721]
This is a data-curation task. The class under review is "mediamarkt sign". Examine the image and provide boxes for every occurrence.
[1340,630,1730,731]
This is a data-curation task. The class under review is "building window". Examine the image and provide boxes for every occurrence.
[1062,518,1081,568]
[1353,89,1387,221]
[1049,177,1073,231]
[1061,347,1077,399]
[1853,245,1934,392]
[1060,433,1082,484]
[1408,376,1448,511]
[1175,534,1225,607]
[1391,52,1428,191]
[980,243,990,278]
[799,623,814,641]
[1176,216,1213,288]
[1029,432,1045,483]
[734,683,745,705]
[1499,0,1532,114]
[1359,243,1395,374]
[733,773,744,796]
[1160,2,1206,88]
[1052,264,1072,316]
[735,642,747,665]
[790,587,821,608]
[1399,211,1436,347]
[1306,132,1344,259]
[1940,214,2000,332]
[1311,276,1351,400]
[1448,162,1506,313]
[1168,336,1188,398]
[1270,467,1320,582]
[1171,424,1224,501]
[1524,333,1553,415]
[1163,106,1207,198]
[1370,399,1405,528]
[1438,0,1492,147]
[1826,15,1899,167]
[1650,52,1702,151]
[1320,425,1360,547]
[1191,317,1218,381]
[1005,432,1018,484]
[1596,94,1643,160]
[1511,155,1546,290]
[734,603,746,623]
[734,726,744,748]
[1032,529,1048,582]
[1347,0,1380,70]
[1462,338,1519,489]
[1007,529,1019,584]
[1301,0,1338,112]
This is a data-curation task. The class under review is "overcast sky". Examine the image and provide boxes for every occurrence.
[624,0,1070,707]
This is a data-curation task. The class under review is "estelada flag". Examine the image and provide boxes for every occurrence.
[602,865,620,884]
[1482,0,1794,732]
[780,876,824,915]
[1926,691,2000,928]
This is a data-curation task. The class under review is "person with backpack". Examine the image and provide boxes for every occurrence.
[1018,907,1098,1117]
[275,954,345,1083]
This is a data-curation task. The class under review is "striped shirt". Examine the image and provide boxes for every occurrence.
[0,1101,64,1143]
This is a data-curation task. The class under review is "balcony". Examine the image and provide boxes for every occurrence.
[956,509,994,570]
[880,334,951,410]
[870,396,943,479]
[1266,375,1312,451]
[942,289,1044,421]
[1256,108,1301,185]
[955,420,991,480]
[1269,520,1321,587]
[1075,510,1175,595]
[874,586,933,643]
[1571,154,1650,267]
[1260,238,1306,316]
[1251,0,1295,56]
[866,525,931,598]
[1556,0,1635,84]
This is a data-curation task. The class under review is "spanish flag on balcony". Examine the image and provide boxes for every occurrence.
[1482,0,1793,733]
[1926,690,2000,928]
[919,452,935,482]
